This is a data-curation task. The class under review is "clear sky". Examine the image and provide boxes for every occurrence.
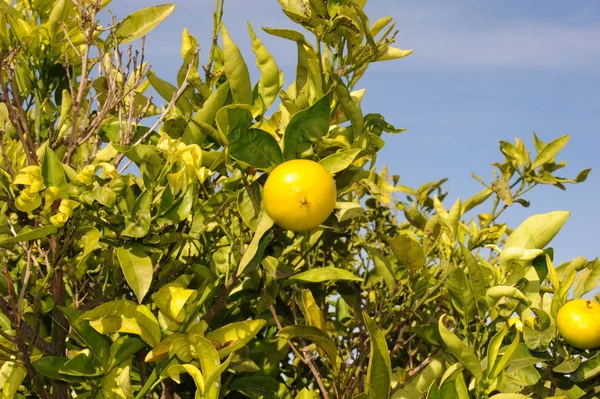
[108,0,599,265]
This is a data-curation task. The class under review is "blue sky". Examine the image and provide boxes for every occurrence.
[108,0,599,265]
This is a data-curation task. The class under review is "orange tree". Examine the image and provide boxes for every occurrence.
[0,1,598,398]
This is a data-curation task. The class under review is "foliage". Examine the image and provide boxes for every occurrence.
[0,0,597,398]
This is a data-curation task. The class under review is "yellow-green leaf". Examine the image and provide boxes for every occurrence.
[363,312,392,398]
[222,25,252,105]
[205,319,266,358]
[248,22,281,111]
[116,246,153,304]
[115,4,176,44]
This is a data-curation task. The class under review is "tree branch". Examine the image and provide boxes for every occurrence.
[0,297,55,355]
[266,291,330,399]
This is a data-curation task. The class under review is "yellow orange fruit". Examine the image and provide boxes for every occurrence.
[557,299,600,350]
[263,160,337,232]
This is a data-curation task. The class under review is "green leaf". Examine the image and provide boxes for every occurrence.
[279,325,339,370]
[168,364,205,393]
[76,227,100,267]
[337,84,364,139]
[222,25,252,105]
[230,376,281,397]
[283,92,331,160]
[32,357,83,382]
[335,202,365,222]
[364,246,396,291]
[248,23,281,111]
[193,335,221,397]
[505,211,571,250]
[262,256,294,279]
[122,210,151,238]
[115,4,175,44]
[462,188,494,213]
[59,306,110,368]
[154,285,197,323]
[113,144,162,179]
[147,71,192,113]
[116,246,153,304]
[363,312,392,399]
[320,149,361,174]
[285,267,363,285]
[192,82,230,126]
[573,258,600,299]
[0,362,26,399]
[230,128,284,171]
[439,368,469,399]
[486,286,530,310]
[371,16,393,37]
[575,168,592,183]
[374,46,413,62]
[81,300,161,347]
[59,353,101,377]
[216,105,253,144]
[489,394,531,399]
[490,331,520,378]
[523,324,555,352]
[570,351,600,382]
[390,233,425,272]
[462,246,487,317]
[108,336,146,369]
[336,296,353,324]
[553,357,581,374]
[0,2,23,18]
[438,315,483,381]
[486,328,508,377]
[1,225,58,244]
[531,134,570,169]
[262,27,313,48]
[41,146,68,197]
[446,268,476,326]
[205,319,266,358]
[295,388,313,399]
[237,210,274,276]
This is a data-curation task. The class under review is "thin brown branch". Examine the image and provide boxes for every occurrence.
[200,274,239,324]
[6,71,37,164]
[390,350,439,395]
[16,245,33,319]
[265,291,330,399]
[0,73,37,165]
[114,55,195,167]
[0,297,55,355]
[69,28,92,149]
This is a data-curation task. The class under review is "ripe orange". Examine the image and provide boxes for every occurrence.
[557,299,600,350]
[263,160,337,232]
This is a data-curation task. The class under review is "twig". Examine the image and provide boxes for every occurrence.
[59,22,82,58]
[390,350,439,394]
[204,0,225,83]
[265,291,330,399]
[133,59,195,146]
[200,274,239,324]
[113,56,195,168]
[0,73,37,165]
[69,23,92,149]
[16,245,33,319]
[0,297,55,355]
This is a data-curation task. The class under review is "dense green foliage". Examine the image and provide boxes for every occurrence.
[0,0,597,398]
